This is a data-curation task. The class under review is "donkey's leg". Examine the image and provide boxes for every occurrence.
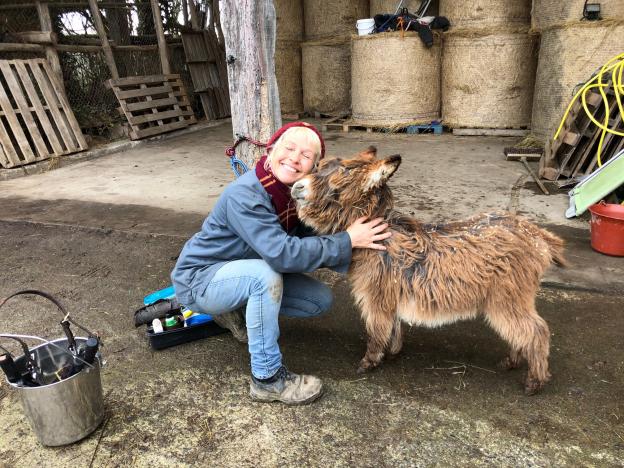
[387,317,403,356]
[485,300,551,395]
[358,309,395,374]
[500,348,523,370]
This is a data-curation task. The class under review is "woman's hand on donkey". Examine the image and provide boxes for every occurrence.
[347,217,392,250]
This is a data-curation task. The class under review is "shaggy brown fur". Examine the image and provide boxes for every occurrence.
[291,148,565,395]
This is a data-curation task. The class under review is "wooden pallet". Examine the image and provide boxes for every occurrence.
[181,30,230,120]
[106,74,196,140]
[541,83,623,182]
[322,116,442,134]
[0,58,87,169]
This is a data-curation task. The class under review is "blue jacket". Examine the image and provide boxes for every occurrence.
[171,170,352,305]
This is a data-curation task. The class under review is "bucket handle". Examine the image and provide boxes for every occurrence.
[0,290,97,339]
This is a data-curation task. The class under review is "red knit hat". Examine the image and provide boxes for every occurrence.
[266,121,325,160]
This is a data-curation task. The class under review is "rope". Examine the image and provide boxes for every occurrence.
[554,53,624,167]
[225,134,267,178]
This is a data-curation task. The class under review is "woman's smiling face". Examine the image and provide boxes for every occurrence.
[269,132,319,186]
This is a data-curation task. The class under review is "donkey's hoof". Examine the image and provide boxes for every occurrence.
[524,377,545,396]
[357,358,375,374]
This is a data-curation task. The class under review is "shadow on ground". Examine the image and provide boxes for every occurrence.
[0,217,622,466]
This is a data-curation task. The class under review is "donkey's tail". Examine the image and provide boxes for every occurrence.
[539,228,567,267]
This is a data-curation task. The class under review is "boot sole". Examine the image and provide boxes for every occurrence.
[249,386,324,405]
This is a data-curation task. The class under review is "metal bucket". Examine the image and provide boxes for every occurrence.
[0,290,104,446]
[7,337,105,446]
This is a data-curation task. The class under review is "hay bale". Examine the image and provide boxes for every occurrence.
[439,0,531,29]
[275,40,303,115]
[275,0,304,41]
[303,0,369,40]
[531,0,624,31]
[370,0,439,16]
[531,22,624,139]
[351,32,441,125]
[442,32,537,128]
[301,37,351,115]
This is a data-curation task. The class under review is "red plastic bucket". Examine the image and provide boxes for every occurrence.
[588,201,624,256]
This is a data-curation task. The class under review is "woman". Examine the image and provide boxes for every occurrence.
[171,122,391,405]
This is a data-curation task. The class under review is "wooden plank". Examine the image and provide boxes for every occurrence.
[125,96,179,112]
[452,128,529,137]
[12,31,57,44]
[36,1,64,85]
[38,60,87,150]
[108,74,179,87]
[0,141,8,168]
[0,119,19,167]
[128,108,189,125]
[0,61,49,158]
[0,76,36,163]
[0,43,45,53]
[13,61,64,155]
[130,119,190,139]
[115,84,173,100]
[88,0,119,79]
[28,61,76,152]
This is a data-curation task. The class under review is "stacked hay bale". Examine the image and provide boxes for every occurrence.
[275,0,304,116]
[440,0,537,129]
[351,32,441,127]
[370,0,439,16]
[301,0,369,116]
[530,2,624,139]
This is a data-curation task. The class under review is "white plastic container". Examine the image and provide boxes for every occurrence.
[356,18,375,35]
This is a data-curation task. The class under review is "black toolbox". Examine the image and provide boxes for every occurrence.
[146,320,228,350]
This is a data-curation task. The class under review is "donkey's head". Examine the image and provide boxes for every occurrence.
[291,147,401,234]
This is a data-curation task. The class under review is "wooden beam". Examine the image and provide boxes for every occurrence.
[87,0,119,79]
[0,43,46,53]
[150,0,171,74]
[36,2,64,84]
[221,0,281,168]
[13,31,58,45]
[182,0,189,26]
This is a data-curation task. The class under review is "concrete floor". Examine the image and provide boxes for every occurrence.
[0,120,622,466]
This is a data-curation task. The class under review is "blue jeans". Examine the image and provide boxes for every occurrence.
[185,259,333,379]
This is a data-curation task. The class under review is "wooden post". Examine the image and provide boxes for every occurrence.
[182,0,189,26]
[221,0,282,168]
[150,0,171,74]
[188,0,200,30]
[36,1,63,83]
[87,0,119,79]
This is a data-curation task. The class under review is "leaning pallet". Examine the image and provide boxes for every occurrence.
[106,74,196,140]
[540,83,624,183]
[0,58,88,169]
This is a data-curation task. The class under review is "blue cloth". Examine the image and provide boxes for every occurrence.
[171,169,352,305]
[184,259,333,379]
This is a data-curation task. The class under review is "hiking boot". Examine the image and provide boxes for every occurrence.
[212,309,248,343]
[250,366,323,405]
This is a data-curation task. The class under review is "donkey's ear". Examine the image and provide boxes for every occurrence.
[357,146,377,161]
[363,154,401,191]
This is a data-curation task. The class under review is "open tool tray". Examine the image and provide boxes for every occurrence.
[146,320,228,350]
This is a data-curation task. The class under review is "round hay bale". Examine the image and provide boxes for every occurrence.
[439,0,531,29]
[351,32,441,125]
[303,0,369,40]
[442,31,537,128]
[531,0,624,31]
[275,40,303,115]
[301,37,351,115]
[275,0,304,41]
[531,22,624,139]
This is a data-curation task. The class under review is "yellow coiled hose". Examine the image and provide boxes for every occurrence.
[554,53,624,168]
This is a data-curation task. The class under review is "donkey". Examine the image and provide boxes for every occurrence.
[291,148,565,395]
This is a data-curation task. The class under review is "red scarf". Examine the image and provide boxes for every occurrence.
[255,156,299,232]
